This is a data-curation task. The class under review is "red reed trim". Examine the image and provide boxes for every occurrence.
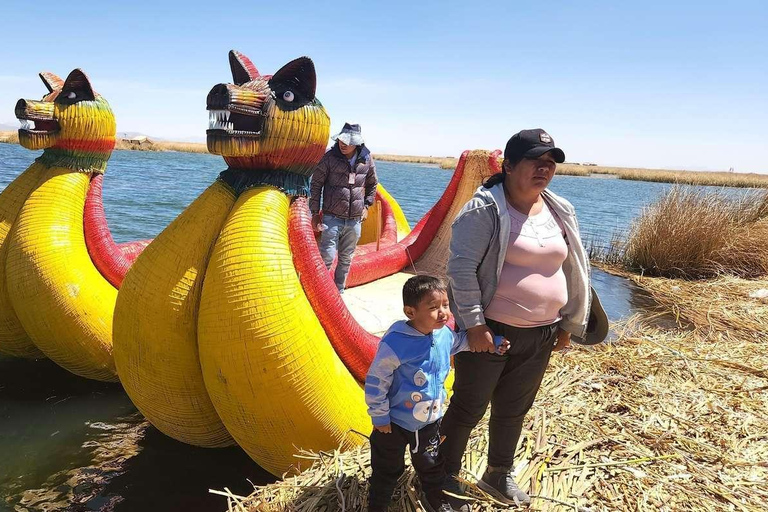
[83,174,151,287]
[290,197,379,382]
[57,138,116,153]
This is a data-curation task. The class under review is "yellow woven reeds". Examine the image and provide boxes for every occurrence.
[55,96,116,149]
[113,180,236,447]
[0,162,45,358]
[377,184,410,240]
[416,150,498,276]
[6,168,117,381]
[197,186,370,476]
[358,183,413,245]
[357,200,382,246]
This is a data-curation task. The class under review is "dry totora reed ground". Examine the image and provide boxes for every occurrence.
[215,276,768,510]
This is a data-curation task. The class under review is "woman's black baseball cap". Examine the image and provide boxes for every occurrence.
[504,128,565,163]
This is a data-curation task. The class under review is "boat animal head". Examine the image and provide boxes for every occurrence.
[15,69,116,165]
[206,51,330,175]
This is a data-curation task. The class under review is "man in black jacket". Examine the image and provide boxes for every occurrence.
[310,123,378,292]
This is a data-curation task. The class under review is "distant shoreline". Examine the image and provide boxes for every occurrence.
[2,131,767,188]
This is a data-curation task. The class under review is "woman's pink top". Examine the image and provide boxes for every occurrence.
[484,201,569,328]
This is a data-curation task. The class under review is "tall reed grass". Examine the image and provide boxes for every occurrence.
[373,153,457,169]
[618,187,768,279]
[114,139,209,153]
[0,131,19,144]
[618,168,768,188]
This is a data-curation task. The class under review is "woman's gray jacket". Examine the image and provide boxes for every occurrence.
[447,182,592,338]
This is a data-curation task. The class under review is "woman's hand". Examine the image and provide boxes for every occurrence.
[467,324,496,353]
[374,423,392,434]
[553,329,571,353]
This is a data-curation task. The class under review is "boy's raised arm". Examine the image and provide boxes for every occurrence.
[365,341,401,427]
[451,330,509,355]
[450,329,471,355]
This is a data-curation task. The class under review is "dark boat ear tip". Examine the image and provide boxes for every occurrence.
[61,69,96,100]
[229,50,260,85]
[270,57,317,100]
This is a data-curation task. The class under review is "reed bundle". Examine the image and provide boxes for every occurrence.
[214,274,768,511]
[622,187,768,279]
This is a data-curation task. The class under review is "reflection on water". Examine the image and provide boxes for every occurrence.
[591,268,680,334]
[0,144,719,510]
[0,357,271,512]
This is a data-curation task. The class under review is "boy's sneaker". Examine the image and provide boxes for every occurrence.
[477,466,531,506]
[421,489,454,512]
[443,476,471,512]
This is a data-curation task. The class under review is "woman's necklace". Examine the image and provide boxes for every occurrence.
[503,184,546,247]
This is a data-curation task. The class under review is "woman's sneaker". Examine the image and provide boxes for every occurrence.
[477,466,531,506]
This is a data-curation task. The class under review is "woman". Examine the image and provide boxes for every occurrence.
[440,129,604,509]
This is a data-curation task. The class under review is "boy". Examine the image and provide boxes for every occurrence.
[365,275,508,512]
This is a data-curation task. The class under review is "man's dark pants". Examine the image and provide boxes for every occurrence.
[440,320,558,476]
[368,420,445,510]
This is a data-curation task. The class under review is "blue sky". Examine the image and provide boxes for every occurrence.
[1,0,766,172]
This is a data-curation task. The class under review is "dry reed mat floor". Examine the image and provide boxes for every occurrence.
[214,275,768,511]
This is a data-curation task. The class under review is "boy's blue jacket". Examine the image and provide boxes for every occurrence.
[365,321,502,432]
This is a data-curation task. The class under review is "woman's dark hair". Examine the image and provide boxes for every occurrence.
[483,157,523,188]
[402,275,447,307]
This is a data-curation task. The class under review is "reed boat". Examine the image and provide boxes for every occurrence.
[0,69,148,381]
[112,51,500,475]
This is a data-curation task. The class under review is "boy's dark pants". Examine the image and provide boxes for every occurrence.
[440,320,558,476]
[368,420,444,509]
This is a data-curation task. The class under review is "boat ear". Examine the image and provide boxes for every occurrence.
[61,69,96,102]
[39,72,64,93]
[229,50,260,85]
[269,57,316,101]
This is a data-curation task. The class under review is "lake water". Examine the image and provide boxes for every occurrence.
[0,143,732,511]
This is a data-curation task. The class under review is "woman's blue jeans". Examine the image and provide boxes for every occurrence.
[319,214,362,292]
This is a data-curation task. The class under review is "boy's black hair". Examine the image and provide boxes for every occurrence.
[402,275,447,307]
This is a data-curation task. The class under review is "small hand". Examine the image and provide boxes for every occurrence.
[374,423,392,434]
[495,337,510,355]
[311,213,322,232]
[553,329,572,353]
[467,325,496,353]
[361,207,369,221]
